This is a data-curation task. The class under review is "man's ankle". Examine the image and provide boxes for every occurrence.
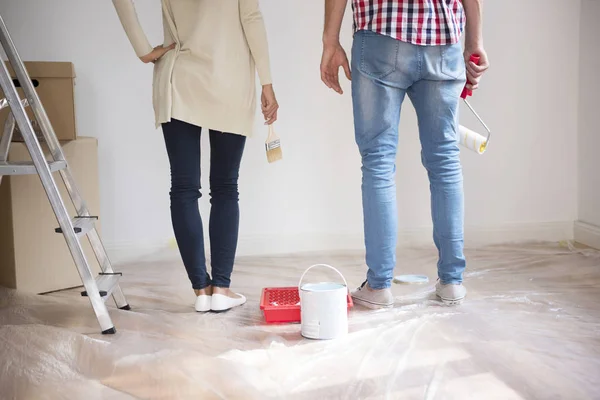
[366,282,389,291]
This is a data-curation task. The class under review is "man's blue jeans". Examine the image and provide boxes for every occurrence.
[351,30,467,289]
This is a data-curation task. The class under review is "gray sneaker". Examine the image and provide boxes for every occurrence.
[351,281,394,309]
[435,281,466,305]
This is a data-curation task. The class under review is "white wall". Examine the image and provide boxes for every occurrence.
[0,0,579,262]
[575,0,600,249]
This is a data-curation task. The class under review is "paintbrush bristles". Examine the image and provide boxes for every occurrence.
[266,146,282,163]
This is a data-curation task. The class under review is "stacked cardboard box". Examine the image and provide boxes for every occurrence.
[0,61,77,142]
[0,138,101,293]
[0,62,101,293]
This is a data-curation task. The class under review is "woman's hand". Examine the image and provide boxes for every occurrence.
[140,43,176,64]
[261,84,279,125]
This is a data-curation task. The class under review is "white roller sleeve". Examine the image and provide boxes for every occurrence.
[458,125,488,154]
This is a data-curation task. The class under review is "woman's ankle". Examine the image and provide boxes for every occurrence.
[213,286,239,298]
[194,286,212,297]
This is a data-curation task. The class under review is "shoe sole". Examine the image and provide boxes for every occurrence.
[210,303,246,313]
[209,308,232,313]
[436,294,465,305]
[352,296,394,310]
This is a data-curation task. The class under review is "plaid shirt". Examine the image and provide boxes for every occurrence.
[352,0,466,46]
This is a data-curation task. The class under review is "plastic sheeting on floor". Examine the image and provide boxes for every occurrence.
[1,242,599,399]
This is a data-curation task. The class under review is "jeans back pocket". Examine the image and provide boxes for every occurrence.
[358,31,400,79]
[440,43,466,80]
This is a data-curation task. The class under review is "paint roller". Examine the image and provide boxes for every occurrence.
[459,54,491,155]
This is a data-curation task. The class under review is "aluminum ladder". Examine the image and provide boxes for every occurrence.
[0,13,129,334]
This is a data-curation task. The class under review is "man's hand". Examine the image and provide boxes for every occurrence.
[261,84,279,125]
[320,41,351,94]
[139,43,176,64]
[463,47,489,91]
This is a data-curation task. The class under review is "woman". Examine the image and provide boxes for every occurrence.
[113,0,278,312]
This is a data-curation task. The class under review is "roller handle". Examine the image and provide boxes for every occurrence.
[461,54,481,99]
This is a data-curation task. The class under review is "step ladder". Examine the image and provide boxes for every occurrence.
[0,14,129,334]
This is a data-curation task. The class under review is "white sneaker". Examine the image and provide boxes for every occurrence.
[195,295,212,312]
[435,281,466,305]
[210,293,246,312]
[351,281,394,309]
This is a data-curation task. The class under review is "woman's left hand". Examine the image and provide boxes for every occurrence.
[139,43,176,64]
[261,84,279,125]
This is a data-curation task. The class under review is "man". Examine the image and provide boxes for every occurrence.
[321,0,489,308]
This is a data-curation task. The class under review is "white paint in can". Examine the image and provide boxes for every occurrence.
[299,264,349,340]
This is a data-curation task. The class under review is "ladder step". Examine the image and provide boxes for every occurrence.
[0,97,28,111]
[0,160,66,175]
[81,273,122,299]
[55,216,97,236]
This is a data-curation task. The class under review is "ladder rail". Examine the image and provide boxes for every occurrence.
[0,109,12,187]
[0,112,14,161]
[87,228,129,308]
[0,14,119,333]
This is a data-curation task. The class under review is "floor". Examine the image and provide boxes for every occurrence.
[1,242,599,399]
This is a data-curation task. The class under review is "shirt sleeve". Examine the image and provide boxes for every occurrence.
[112,0,154,58]
[239,0,273,85]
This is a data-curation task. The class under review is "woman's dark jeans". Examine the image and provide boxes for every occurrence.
[162,119,246,289]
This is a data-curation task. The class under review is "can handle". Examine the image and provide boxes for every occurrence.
[298,264,349,291]
[461,54,480,99]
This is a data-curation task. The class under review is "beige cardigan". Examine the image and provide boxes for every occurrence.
[112,0,273,136]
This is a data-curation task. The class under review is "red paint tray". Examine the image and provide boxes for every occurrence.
[259,286,353,324]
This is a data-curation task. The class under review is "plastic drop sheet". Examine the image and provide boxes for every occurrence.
[1,242,599,399]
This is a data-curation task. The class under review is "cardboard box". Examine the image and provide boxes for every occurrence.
[0,137,101,293]
[0,61,77,142]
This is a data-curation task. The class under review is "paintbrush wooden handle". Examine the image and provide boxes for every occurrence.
[266,124,277,142]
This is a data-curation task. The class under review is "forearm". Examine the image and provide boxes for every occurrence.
[323,0,348,44]
[112,0,153,57]
[240,0,273,85]
[462,0,483,48]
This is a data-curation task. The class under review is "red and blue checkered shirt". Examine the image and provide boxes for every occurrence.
[352,0,466,46]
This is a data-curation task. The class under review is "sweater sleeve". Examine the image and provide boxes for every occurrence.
[239,0,273,85]
[112,0,154,58]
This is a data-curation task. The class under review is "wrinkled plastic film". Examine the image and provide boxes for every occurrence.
[1,242,599,399]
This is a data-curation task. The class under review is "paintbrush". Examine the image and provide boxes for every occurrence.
[265,124,282,163]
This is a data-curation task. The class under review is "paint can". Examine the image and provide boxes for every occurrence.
[299,264,348,340]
